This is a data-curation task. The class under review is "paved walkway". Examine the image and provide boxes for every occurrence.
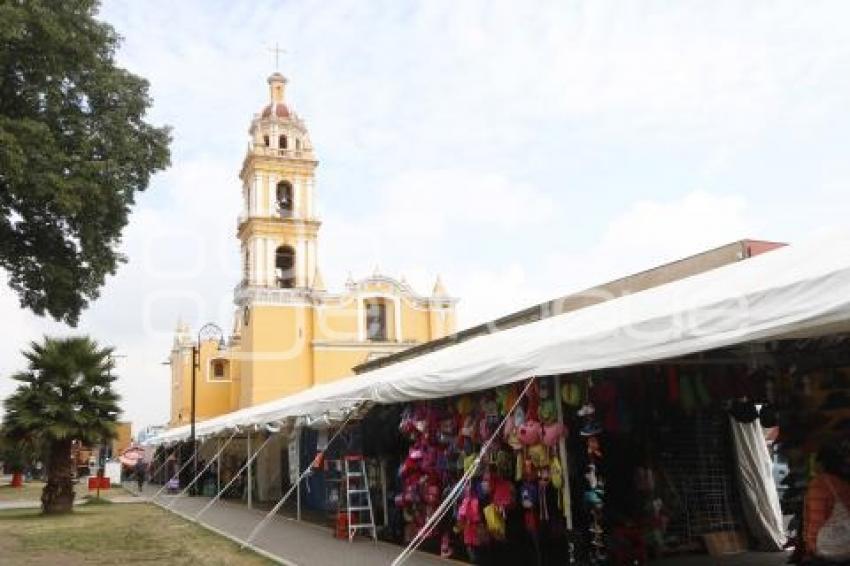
[132,483,793,566]
[133,483,453,566]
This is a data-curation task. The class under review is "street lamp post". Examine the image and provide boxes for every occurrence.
[190,322,226,496]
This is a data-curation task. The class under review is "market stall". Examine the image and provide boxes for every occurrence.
[143,231,850,563]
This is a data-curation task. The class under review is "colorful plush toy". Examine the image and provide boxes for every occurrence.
[529,444,548,468]
[479,471,492,498]
[562,380,582,407]
[399,406,417,437]
[521,481,538,510]
[538,467,551,521]
[550,456,563,490]
[424,482,441,505]
[587,436,603,460]
[496,387,510,416]
[518,420,542,446]
[484,503,506,540]
[456,395,474,417]
[478,415,490,442]
[539,398,556,424]
[483,394,500,432]
[526,381,541,422]
[521,481,539,532]
[542,422,566,447]
[440,532,453,558]
[457,485,482,547]
[492,477,515,511]
[503,385,519,415]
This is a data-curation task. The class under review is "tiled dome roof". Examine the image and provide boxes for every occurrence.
[261,102,291,119]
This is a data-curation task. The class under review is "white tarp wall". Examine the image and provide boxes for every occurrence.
[729,417,786,550]
[255,433,285,502]
[147,230,850,446]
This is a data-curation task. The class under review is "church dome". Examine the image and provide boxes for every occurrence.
[261,102,291,119]
[260,72,293,120]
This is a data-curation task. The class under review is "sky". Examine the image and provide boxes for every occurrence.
[2,1,850,432]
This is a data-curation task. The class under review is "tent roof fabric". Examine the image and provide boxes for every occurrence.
[149,231,850,446]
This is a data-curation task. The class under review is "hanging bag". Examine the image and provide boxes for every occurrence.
[484,503,506,540]
[816,478,850,561]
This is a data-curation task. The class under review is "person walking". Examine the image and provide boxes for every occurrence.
[134,458,148,495]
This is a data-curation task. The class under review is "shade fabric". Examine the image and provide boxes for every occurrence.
[729,416,786,550]
[147,230,850,446]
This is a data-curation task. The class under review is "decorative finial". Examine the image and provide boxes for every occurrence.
[312,267,326,292]
[432,275,448,298]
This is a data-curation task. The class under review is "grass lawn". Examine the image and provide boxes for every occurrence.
[0,502,274,565]
[0,480,46,503]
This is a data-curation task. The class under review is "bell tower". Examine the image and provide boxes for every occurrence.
[235,72,321,406]
[237,72,320,292]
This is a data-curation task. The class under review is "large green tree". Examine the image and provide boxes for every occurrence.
[2,336,121,514]
[0,1,171,325]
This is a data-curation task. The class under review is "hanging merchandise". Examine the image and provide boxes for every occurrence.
[457,484,482,550]
[562,380,582,408]
[581,377,608,565]
[388,376,574,565]
[484,503,506,540]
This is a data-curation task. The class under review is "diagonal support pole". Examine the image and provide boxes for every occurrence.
[148,448,178,486]
[169,429,238,508]
[194,433,274,521]
[150,441,204,501]
[242,410,359,548]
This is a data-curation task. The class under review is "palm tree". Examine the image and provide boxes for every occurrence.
[2,337,121,514]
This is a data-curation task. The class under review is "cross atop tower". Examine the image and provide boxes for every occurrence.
[268,42,286,70]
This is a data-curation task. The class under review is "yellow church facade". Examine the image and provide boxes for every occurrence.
[168,72,457,427]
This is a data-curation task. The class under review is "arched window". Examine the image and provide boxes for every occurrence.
[275,245,296,288]
[279,135,288,149]
[295,139,302,151]
[263,135,270,147]
[365,299,388,342]
[276,181,293,217]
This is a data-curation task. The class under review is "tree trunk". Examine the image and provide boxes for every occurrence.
[42,439,75,514]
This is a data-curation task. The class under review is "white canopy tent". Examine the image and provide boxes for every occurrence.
[148,230,850,446]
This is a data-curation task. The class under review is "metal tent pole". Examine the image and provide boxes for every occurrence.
[150,443,202,501]
[380,458,389,528]
[296,477,301,521]
[554,374,573,529]
[216,437,222,494]
[247,432,253,509]
[242,412,359,548]
[195,434,273,521]
[169,431,237,508]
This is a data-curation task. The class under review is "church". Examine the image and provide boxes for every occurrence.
[168,72,457,427]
